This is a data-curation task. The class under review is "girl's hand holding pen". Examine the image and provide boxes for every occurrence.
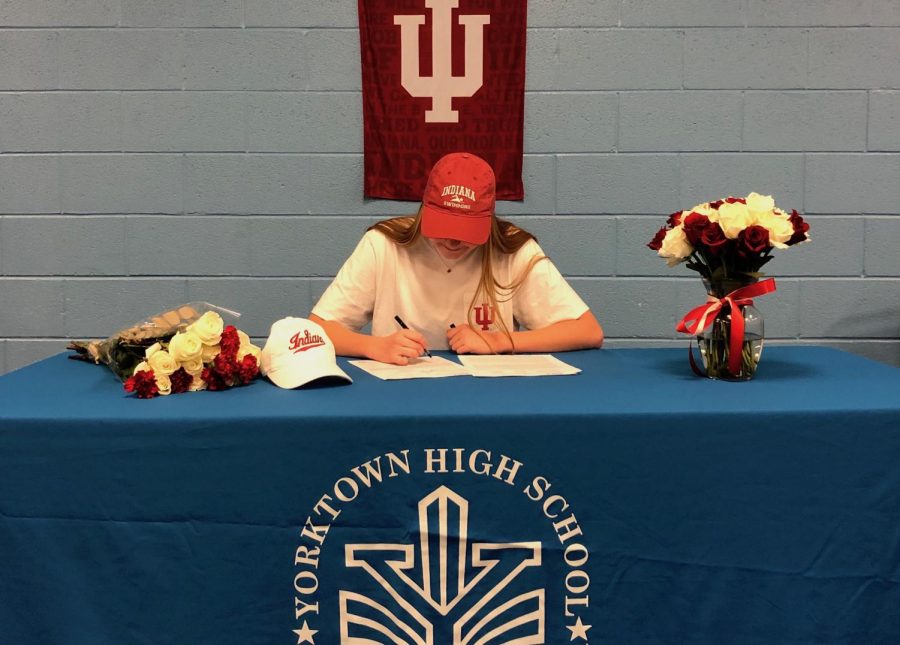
[370,329,428,365]
[394,315,432,358]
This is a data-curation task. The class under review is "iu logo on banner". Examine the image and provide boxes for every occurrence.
[358,0,526,201]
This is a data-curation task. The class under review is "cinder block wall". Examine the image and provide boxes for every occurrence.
[1,0,898,374]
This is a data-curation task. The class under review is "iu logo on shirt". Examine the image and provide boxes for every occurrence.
[474,303,494,331]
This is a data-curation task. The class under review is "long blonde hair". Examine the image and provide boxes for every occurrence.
[369,208,547,351]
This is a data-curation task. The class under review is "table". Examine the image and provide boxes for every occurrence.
[2,347,899,644]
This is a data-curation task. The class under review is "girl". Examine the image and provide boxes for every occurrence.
[310,152,603,365]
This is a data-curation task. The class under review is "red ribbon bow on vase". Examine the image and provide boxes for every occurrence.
[676,278,777,377]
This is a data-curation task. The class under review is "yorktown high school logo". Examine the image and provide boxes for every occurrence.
[292,449,593,644]
[342,485,543,643]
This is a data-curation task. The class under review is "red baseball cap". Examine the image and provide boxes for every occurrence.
[420,152,496,245]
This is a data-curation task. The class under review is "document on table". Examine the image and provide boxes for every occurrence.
[349,354,582,380]
[458,354,581,377]
[348,356,470,380]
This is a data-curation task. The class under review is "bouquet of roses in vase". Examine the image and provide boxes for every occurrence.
[648,192,810,380]
[68,302,261,398]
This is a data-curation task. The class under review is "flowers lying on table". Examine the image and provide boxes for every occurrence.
[647,191,810,278]
[68,303,261,398]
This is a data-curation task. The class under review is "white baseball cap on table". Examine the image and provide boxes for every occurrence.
[261,317,352,389]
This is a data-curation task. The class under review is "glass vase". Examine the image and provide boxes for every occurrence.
[697,278,765,381]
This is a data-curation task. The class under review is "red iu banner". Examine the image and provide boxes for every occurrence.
[358,0,527,201]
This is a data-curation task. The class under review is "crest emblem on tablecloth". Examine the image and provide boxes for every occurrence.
[339,485,545,643]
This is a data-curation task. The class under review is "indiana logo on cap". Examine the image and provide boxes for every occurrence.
[261,317,352,389]
[288,329,327,353]
[420,152,495,245]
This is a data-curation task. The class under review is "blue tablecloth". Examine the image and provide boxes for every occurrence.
[1,347,899,644]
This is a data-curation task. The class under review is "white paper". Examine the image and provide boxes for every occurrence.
[348,356,470,380]
[458,354,581,377]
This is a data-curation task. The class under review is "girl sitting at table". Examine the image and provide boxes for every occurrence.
[309,152,603,365]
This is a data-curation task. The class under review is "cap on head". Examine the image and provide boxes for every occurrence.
[261,317,352,389]
[420,152,496,245]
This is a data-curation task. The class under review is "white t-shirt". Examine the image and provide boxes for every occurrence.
[312,230,590,350]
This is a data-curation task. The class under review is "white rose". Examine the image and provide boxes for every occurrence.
[236,330,260,361]
[188,374,208,392]
[155,373,172,396]
[746,192,775,222]
[658,227,693,267]
[757,210,794,248]
[145,342,162,359]
[692,203,718,222]
[717,201,753,239]
[187,311,224,345]
[168,330,203,362]
[181,356,204,373]
[132,361,152,375]
[201,343,221,363]
[240,343,262,362]
[183,363,206,390]
[147,349,177,376]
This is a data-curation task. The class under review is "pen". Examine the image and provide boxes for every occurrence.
[394,315,432,358]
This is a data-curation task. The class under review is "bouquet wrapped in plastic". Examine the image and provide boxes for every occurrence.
[68,302,261,398]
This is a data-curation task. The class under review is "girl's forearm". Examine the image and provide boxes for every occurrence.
[504,311,604,353]
[309,314,376,359]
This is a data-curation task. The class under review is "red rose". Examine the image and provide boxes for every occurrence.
[787,209,810,246]
[666,211,683,227]
[220,325,240,359]
[124,369,159,399]
[213,352,237,382]
[725,196,747,205]
[709,199,724,210]
[647,226,667,251]
[682,212,710,246]
[700,222,729,255]
[738,225,770,256]
[170,367,193,394]
[238,354,259,385]
[202,366,228,391]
